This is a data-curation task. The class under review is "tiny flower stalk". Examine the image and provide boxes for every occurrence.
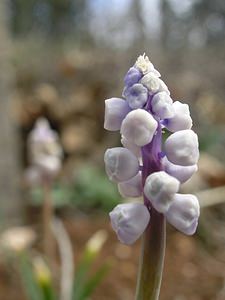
[104,54,200,300]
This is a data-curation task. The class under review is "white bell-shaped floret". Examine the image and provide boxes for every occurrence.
[165,101,192,132]
[109,203,150,245]
[104,98,131,131]
[124,83,148,109]
[140,73,161,95]
[162,156,198,183]
[152,92,174,119]
[120,109,158,147]
[165,193,200,235]
[144,171,180,213]
[121,136,141,158]
[164,130,199,166]
[104,147,139,182]
[118,172,142,198]
[158,79,170,95]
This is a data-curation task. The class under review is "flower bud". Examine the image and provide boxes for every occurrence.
[109,203,150,245]
[165,101,192,132]
[121,109,158,146]
[104,98,131,131]
[124,67,142,87]
[135,54,155,75]
[162,156,198,183]
[118,172,142,198]
[104,147,139,182]
[124,83,148,109]
[158,79,170,95]
[144,171,180,213]
[121,136,141,158]
[152,92,174,119]
[140,73,161,94]
[164,130,199,166]
[165,193,200,235]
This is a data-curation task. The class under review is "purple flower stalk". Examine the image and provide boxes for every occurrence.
[104,54,200,300]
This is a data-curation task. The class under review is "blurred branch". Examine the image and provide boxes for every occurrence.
[51,217,74,300]
[197,186,225,208]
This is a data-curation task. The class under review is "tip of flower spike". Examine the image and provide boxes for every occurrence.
[135,54,154,75]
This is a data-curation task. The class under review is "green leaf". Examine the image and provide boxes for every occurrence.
[77,263,110,300]
[18,253,44,300]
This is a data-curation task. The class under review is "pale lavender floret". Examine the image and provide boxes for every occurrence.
[140,73,161,95]
[28,118,63,176]
[104,98,131,131]
[124,83,148,109]
[118,172,142,198]
[109,203,150,245]
[104,147,139,183]
[165,101,192,132]
[164,129,199,166]
[144,171,180,213]
[121,109,158,146]
[124,67,142,87]
[152,92,174,119]
[121,136,141,158]
[140,74,170,96]
[162,156,198,184]
[165,193,200,235]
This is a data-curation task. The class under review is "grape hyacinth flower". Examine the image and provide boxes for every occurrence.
[104,54,200,300]
[27,118,63,183]
[27,118,63,259]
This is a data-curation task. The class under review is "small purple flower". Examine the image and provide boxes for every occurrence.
[164,129,199,166]
[124,83,148,109]
[118,172,142,198]
[104,54,200,244]
[109,203,150,245]
[164,101,192,132]
[104,147,139,182]
[165,194,200,235]
[124,67,142,87]
[104,98,131,131]
[120,109,158,146]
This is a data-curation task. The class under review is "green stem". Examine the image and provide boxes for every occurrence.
[135,203,166,300]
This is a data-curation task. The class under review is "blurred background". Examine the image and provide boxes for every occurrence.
[0,0,225,299]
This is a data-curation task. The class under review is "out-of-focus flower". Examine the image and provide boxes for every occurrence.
[27,118,63,181]
[104,54,200,243]
[33,256,52,286]
[85,230,108,256]
[0,226,36,253]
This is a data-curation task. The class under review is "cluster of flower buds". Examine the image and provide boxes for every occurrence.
[104,54,200,245]
[26,118,63,184]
